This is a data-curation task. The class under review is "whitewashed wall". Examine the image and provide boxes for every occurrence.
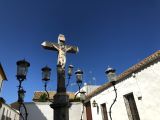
[24,102,83,120]
[69,102,84,120]
[90,61,160,120]
[0,103,20,120]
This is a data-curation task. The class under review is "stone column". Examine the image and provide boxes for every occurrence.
[50,65,70,120]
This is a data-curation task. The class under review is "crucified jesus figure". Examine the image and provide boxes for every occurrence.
[41,34,79,68]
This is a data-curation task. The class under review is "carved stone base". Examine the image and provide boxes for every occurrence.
[50,93,70,120]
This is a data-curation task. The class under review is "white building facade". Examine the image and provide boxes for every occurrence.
[0,103,19,120]
[23,102,83,120]
[0,64,20,120]
[22,84,99,120]
[86,50,160,120]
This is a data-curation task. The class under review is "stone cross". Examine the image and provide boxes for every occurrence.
[41,34,79,68]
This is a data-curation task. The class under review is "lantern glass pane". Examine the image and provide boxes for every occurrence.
[42,71,51,81]
[107,72,116,82]
[76,74,82,83]
[80,93,85,101]
[17,65,27,76]
[68,67,73,76]
[16,60,30,80]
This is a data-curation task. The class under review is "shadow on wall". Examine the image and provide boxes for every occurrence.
[21,103,48,120]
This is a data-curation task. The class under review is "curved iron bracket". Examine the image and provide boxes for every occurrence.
[109,84,117,120]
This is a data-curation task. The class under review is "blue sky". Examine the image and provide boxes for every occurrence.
[0,0,160,103]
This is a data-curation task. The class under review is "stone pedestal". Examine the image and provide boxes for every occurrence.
[50,93,70,120]
[50,65,70,120]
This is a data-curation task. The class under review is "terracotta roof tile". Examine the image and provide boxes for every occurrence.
[33,91,77,102]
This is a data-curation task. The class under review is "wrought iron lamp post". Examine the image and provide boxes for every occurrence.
[16,59,30,120]
[75,69,83,91]
[66,65,74,88]
[74,69,83,99]
[105,67,117,120]
[18,88,26,103]
[41,66,51,101]
[73,70,85,120]
[79,90,86,103]
[79,90,86,120]
[68,65,74,79]
[42,65,75,101]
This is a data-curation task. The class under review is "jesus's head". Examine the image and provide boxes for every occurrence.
[58,34,65,44]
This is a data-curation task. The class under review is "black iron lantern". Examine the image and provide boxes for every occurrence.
[92,100,98,107]
[41,66,51,82]
[75,69,83,84]
[105,67,117,84]
[80,90,86,102]
[16,59,30,80]
[68,65,74,77]
[18,88,26,102]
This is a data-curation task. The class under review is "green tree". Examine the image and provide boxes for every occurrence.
[38,93,47,102]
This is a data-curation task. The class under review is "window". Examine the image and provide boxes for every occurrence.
[123,92,140,120]
[101,103,108,120]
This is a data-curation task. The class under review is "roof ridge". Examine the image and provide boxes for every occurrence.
[117,50,160,80]
[86,50,160,100]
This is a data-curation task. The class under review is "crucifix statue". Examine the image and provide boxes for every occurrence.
[41,34,79,120]
[41,34,79,68]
